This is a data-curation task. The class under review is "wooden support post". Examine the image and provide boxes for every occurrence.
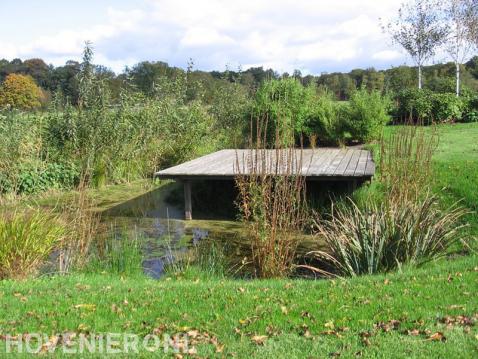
[347,179,358,193]
[183,180,192,220]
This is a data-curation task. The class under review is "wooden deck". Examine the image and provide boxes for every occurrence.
[155,148,375,181]
[155,148,375,220]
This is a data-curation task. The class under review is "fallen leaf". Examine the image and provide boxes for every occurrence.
[251,335,268,345]
[280,306,288,315]
[404,329,420,336]
[74,304,96,311]
[427,332,446,342]
[187,330,199,338]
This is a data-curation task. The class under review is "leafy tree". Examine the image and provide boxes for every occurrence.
[444,0,477,96]
[384,0,448,89]
[0,73,44,110]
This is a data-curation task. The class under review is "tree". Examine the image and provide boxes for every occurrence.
[384,0,448,89]
[465,0,478,43]
[0,73,44,110]
[444,0,477,96]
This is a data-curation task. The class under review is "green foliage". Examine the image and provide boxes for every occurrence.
[87,230,143,276]
[313,194,467,277]
[15,162,79,194]
[209,79,251,147]
[0,210,65,279]
[394,89,466,123]
[252,78,317,143]
[344,88,391,142]
[303,90,345,145]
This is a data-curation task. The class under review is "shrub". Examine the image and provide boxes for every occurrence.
[16,162,79,194]
[431,93,464,122]
[461,94,478,123]
[312,194,467,276]
[394,89,466,123]
[303,91,345,146]
[394,88,434,123]
[252,78,317,144]
[0,210,65,279]
[345,88,391,142]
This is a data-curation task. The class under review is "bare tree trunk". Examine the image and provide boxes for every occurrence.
[418,65,423,89]
[456,61,460,96]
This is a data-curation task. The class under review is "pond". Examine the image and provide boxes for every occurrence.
[100,181,247,278]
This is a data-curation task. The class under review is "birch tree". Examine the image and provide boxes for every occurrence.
[445,0,477,96]
[385,0,448,89]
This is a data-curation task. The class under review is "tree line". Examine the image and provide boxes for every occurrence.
[3,55,478,110]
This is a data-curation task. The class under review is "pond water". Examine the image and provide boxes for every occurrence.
[100,182,246,279]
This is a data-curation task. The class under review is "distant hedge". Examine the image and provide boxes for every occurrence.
[393,89,478,124]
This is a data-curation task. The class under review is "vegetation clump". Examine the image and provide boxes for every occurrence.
[0,210,65,279]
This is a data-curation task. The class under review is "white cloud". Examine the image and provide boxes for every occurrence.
[372,50,403,61]
[0,0,407,74]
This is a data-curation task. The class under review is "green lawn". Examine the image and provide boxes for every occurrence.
[0,123,477,357]
[0,256,477,358]
[431,123,478,239]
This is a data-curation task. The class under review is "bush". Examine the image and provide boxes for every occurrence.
[252,78,318,144]
[0,210,65,279]
[312,194,467,276]
[461,94,478,123]
[16,162,79,194]
[303,91,345,146]
[394,89,466,123]
[431,93,464,122]
[344,88,391,142]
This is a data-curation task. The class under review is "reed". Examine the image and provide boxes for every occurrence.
[379,124,438,204]
[58,178,100,272]
[234,116,308,278]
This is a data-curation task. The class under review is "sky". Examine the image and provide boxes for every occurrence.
[0,0,412,75]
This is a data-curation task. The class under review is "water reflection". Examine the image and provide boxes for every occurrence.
[100,183,240,279]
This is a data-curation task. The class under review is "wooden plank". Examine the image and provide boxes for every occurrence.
[311,149,340,175]
[364,151,375,176]
[323,149,347,175]
[333,149,354,176]
[343,150,361,176]
[354,150,369,177]
[160,150,227,175]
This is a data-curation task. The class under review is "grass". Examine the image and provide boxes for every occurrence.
[430,123,478,240]
[0,123,477,357]
[0,255,477,357]
[381,123,478,243]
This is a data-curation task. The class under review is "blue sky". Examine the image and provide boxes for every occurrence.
[0,0,410,74]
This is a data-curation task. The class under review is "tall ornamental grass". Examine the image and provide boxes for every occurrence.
[311,125,467,276]
[0,210,65,279]
[313,194,467,276]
